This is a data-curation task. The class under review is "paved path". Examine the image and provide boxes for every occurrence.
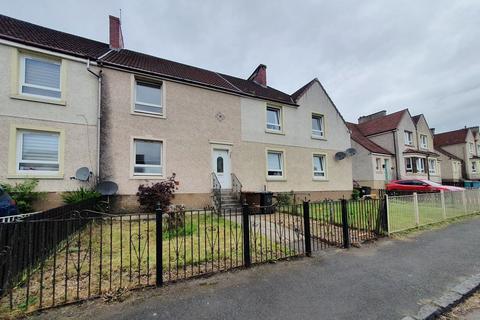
[34,216,480,320]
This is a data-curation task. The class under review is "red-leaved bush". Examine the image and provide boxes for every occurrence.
[136,174,179,212]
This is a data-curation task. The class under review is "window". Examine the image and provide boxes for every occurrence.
[216,156,224,173]
[266,106,282,132]
[416,158,426,173]
[428,159,436,174]
[405,158,413,173]
[472,161,478,173]
[404,131,413,145]
[375,158,381,171]
[20,55,61,99]
[469,143,475,155]
[16,130,59,173]
[311,114,324,138]
[420,135,428,149]
[267,151,284,177]
[313,154,326,178]
[133,139,163,175]
[135,81,163,115]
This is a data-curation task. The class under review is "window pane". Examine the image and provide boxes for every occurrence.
[22,132,59,162]
[267,107,280,130]
[312,116,322,132]
[19,162,59,171]
[136,82,162,106]
[134,166,162,174]
[268,152,282,170]
[24,58,60,89]
[22,86,61,98]
[135,103,163,114]
[313,155,325,176]
[135,140,161,165]
[216,156,224,173]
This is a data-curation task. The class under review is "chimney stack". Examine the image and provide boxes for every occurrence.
[248,64,267,87]
[430,128,435,135]
[358,110,387,124]
[109,15,124,50]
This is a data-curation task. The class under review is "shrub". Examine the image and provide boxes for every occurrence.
[0,179,44,213]
[61,187,101,204]
[136,174,179,212]
[275,192,292,206]
[351,188,361,200]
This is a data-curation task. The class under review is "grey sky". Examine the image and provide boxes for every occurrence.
[3,0,479,132]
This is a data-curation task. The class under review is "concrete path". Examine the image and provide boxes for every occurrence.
[33,216,480,320]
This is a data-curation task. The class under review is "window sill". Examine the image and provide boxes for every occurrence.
[266,177,286,182]
[131,111,166,119]
[10,94,66,106]
[265,129,285,135]
[7,174,64,180]
[130,175,165,180]
[311,135,326,141]
[313,178,328,182]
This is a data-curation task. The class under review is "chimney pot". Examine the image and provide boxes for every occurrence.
[109,15,124,50]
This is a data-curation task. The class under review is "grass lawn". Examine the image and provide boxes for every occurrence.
[0,212,289,314]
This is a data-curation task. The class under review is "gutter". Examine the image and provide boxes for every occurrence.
[392,130,400,179]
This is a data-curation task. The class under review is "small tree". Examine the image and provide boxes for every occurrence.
[0,179,44,213]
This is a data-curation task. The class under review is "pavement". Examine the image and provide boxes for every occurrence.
[31,215,480,320]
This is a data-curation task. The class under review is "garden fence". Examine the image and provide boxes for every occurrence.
[386,189,480,233]
[0,198,385,314]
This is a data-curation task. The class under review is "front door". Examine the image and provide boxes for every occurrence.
[212,149,231,189]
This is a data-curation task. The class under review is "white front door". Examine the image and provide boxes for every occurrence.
[212,149,231,189]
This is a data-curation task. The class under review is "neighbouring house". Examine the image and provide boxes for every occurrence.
[346,122,394,190]
[434,127,480,181]
[0,14,354,211]
[0,14,108,210]
[435,147,463,185]
[351,109,442,184]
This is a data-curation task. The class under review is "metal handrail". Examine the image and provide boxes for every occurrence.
[231,173,242,201]
[211,172,222,212]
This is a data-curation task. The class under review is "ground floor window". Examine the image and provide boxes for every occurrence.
[16,129,60,174]
[313,154,326,179]
[416,158,426,173]
[133,139,163,175]
[473,161,478,173]
[405,157,413,173]
[428,159,436,174]
[267,150,284,177]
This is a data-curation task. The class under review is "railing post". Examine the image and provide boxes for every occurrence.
[341,199,350,249]
[155,203,163,287]
[413,192,420,226]
[242,204,251,268]
[384,194,390,236]
[440,190,446,220]
[302,201,312,257]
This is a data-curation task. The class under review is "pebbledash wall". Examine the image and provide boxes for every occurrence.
[101,68,353,211]
[0,42,99,210]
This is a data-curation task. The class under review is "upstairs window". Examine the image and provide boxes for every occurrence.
[133,139,163,175]
[469,143,475,155]
[420,135,428,149]
[20,56,61,99]
[311,114,325,138]
[17,130,60,173]
[404,131,413,145]
[428,159,436,174]
[266,106,282,132]
[267,151,284,177]
[313,154,326,178]
[135,81,163,115]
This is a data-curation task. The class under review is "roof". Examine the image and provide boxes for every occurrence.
[0,14,110,59]
[403,148,440,157]
[434,128,469,147]
[346,122,393,155]
[0,14,296,106]
[435,147,463,162]
[291,78,317,102]
[356,109,408,136]
[411,114,421,125]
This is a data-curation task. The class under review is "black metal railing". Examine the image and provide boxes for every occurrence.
[211,172,222,212]
[0,198,387,314]
[231,173,242,202]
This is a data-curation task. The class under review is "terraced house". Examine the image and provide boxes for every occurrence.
[348,109,442,189]
[0,14,353,210]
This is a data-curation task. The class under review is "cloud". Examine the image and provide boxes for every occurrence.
[2,0,479,131]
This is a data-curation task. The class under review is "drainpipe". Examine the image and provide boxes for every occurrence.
[392,130,399,179]
[86,59,102,181]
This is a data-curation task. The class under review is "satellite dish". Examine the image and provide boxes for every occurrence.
[75,167,91,181]
[95,181,118,196]
[334,151,347,161]
[345,148,357,157]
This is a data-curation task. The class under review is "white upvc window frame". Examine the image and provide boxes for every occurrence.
[16,129,60,175]
[134,80,164,116]
[472,160,478,173]
[404,130,413,146]
[420,134,428,149]
[405,157,413,173]
[133,138,163,177]
[19,54,62,100]
[266,150,285,179]
[311,113,325,138]
[416,157,426,173]
[469,143,474,155]
[312,154,327,180]
[266,105,282,133]
[428,159,436,174]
